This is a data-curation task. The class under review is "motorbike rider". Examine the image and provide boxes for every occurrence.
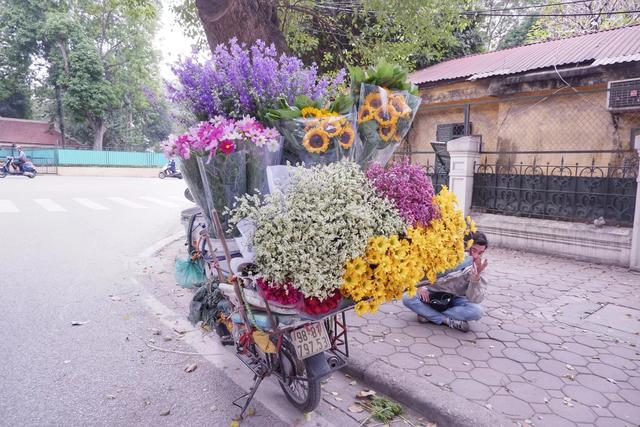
[12,145,27,172]
[167,158,177,174]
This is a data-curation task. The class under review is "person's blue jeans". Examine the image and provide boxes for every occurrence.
[402,293,484,325]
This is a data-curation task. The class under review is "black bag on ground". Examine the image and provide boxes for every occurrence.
[427,291,454,312]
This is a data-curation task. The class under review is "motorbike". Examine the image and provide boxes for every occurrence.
[0,156,37,178]
[158,164,182,179]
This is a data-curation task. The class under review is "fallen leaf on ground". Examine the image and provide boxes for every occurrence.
[247,408,255,416]
[110,296,122,302]
[160,409,171,416]
[425,423,438,427]
[63,360,71,364]
[184,363,197,373]
[330,391,338,396]
[230,420,239,427]
[349,380,357,386]
[106,394,116,400]
[485,403,493,410]
[356,390,377,398]
[606,378,617,384]
[163,337,172,342]
[348,404,364,413]
[210,405,217,412]
[71,321,89,326]
[151,329,161,335]
[334,396,343,401]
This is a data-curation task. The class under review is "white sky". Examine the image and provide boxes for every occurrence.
[155,0,199,81]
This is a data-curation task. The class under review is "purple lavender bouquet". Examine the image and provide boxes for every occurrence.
[365,161,438,227]
[166,38,346,121]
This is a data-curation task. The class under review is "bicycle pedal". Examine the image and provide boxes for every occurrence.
[220,336,235,346]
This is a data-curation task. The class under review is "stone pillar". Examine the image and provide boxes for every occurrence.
[630,135,640,271]
[447,135,481,217]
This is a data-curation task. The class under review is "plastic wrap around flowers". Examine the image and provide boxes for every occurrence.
[162,116,282,235]
[277,109,359,166]
[356,84,420,167]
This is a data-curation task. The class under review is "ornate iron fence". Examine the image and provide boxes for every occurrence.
[472,155,638,226]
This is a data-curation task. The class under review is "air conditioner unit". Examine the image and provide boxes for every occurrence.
[607,78,640,111]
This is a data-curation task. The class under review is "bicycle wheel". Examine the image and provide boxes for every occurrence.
[277,338,321,413]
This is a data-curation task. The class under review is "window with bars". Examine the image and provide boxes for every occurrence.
[436,122,472,142]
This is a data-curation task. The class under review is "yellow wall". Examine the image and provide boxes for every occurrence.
[411,83,640,168]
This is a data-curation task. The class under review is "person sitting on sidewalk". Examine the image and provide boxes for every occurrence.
[402,231,489,332]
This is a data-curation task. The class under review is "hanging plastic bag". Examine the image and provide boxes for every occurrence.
[174,253,206,288]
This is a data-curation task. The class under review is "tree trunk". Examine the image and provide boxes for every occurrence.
[54,84,66,147]
[195,0,288,53]
[92,119,107,150]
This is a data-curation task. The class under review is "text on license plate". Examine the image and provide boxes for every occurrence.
[291,322,331,359]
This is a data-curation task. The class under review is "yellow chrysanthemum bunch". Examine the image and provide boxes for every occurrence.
[341,187,475,316]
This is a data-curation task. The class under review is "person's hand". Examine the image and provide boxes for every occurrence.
[418,287,430,302]
[471,257,488,282]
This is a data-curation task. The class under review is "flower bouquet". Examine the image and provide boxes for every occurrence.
[229,161,405,314]
[267,95,360,166]
[341,162,475,315]
[349,61,421,168]
[163,116,281,235]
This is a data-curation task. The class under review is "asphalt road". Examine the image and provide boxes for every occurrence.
[0,175,292,426]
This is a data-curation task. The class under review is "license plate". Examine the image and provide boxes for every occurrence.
[291,322,331,359]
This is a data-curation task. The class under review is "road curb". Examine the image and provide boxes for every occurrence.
[343,351,512,427]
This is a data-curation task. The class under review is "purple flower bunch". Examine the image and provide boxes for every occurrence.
[162,115,281,160]
[167,38,346,120]
[365,161,438,227]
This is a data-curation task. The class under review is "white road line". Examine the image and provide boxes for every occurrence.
[0,200,19,213]
[34,198,67,212]
[168,195,190,203]
[107,197,146,209]
[73,198,108,210]
[140,196,179,208]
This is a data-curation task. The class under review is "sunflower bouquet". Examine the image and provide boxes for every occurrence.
[349,60,421,168]
[266,95,360,166]
[355,84,421,167]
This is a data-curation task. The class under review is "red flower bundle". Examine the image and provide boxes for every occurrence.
[256,277,302,306]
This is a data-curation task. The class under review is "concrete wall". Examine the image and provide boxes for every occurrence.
[474,212,633,267]
[57,167,160,178]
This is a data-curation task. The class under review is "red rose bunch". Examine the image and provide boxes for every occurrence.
[301,291,342,315]
[256,277,302,306]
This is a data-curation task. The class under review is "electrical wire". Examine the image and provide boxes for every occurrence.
[463,9,640,17]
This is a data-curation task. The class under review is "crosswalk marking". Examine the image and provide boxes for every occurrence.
[107,197,146,208]
[0,200,19,213]
[34,198,67,212]
[140,196,179,207]
[73,198,108,210]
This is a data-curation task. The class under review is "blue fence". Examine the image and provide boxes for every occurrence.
[0,148,166,172]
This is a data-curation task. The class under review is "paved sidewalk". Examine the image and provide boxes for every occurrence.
[346,247,640,426]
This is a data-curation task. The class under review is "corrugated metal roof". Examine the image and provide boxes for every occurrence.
[410,25,640,85]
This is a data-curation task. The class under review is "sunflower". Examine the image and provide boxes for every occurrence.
[373,105,399,126]
[364,92,384,110]
[301,107,335,118]
[320,118,342,138]
[302,128,330,153]
[338,126,355,149]
[390,95,412,118]
[357,106,374,123]
[378,123,397,142]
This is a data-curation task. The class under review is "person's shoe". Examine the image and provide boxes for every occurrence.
[447,318,469,332]
[417,315,429,324]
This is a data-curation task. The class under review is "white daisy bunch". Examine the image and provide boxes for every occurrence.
[228,160,405,300]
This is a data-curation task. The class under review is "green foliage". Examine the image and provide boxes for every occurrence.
[349,59,418,98]
[367,396,403,423]
[173,0,478,72]
[0,0,170,149]
[265,93,353,121]
[498,16,536,49]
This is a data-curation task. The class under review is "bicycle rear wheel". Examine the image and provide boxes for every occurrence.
[277,338,321,413]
